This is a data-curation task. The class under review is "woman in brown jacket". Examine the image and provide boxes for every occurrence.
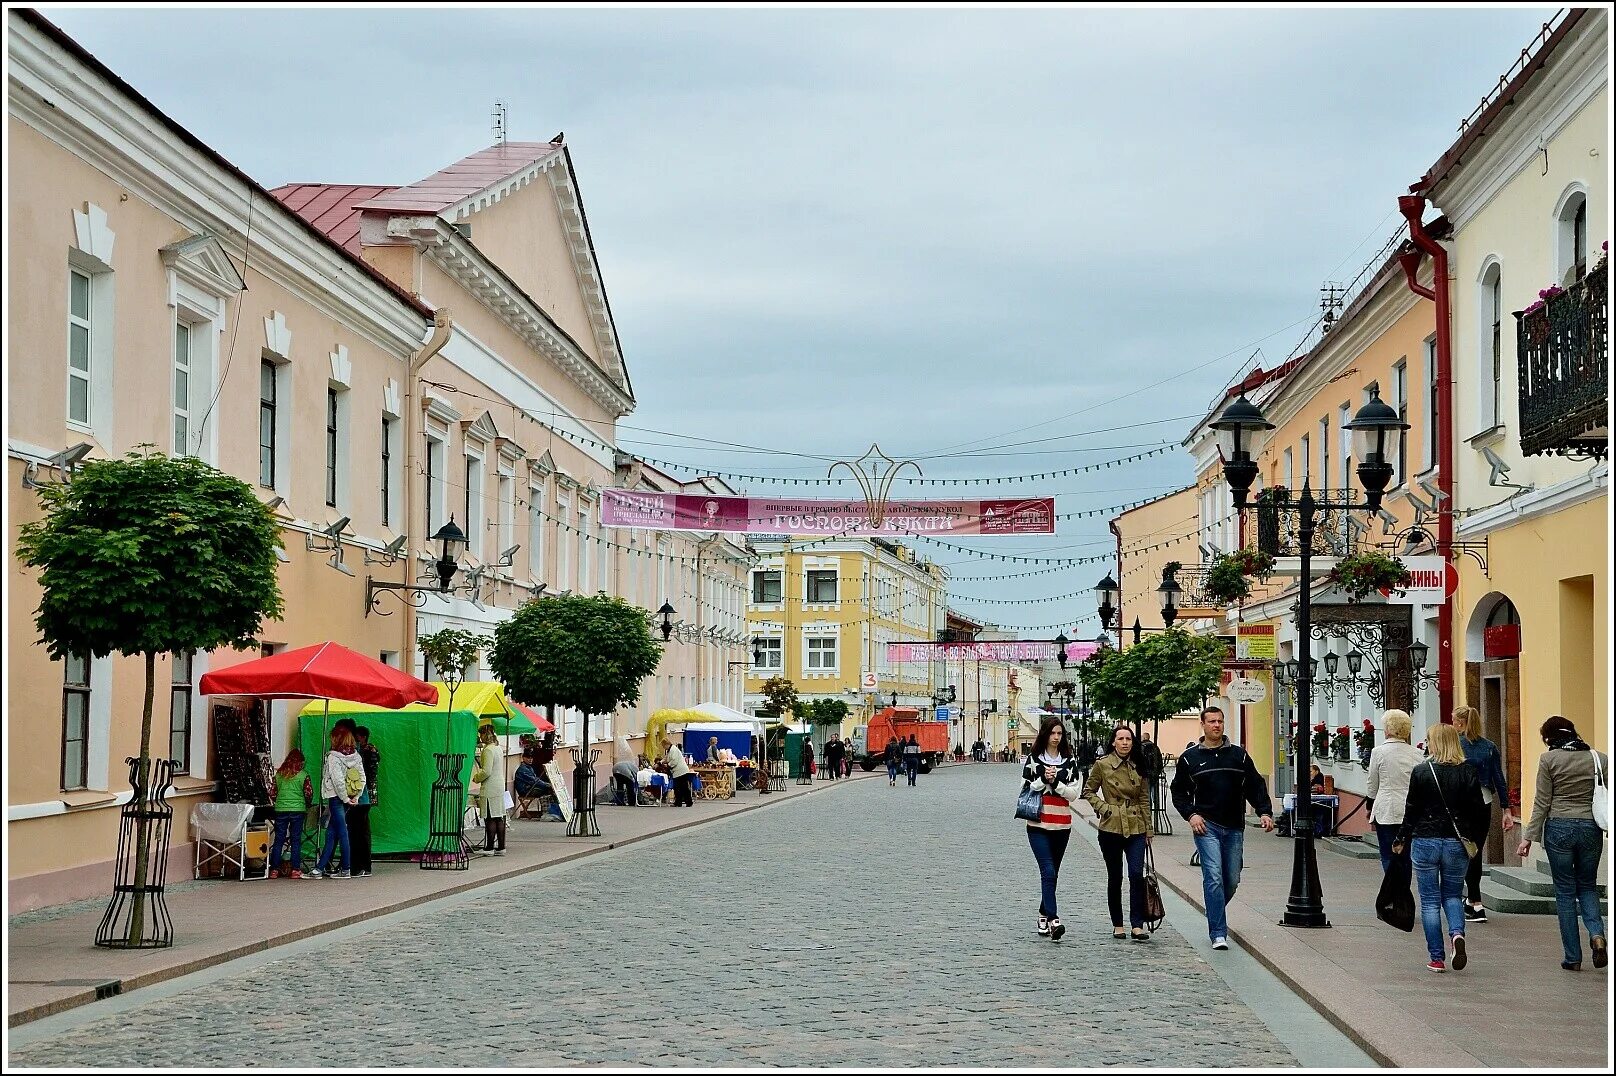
[1083,725,1155,941]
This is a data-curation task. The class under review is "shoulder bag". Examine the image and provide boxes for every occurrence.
[1141,841,1166,931]
[1016,761,1046,823]
[1428,761,1479,860]
[1592,751,1609,832]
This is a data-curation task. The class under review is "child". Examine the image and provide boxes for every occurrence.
[270,748,313,878]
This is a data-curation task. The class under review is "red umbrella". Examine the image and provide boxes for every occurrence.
[506,700,556,733]
[199,641,437,708]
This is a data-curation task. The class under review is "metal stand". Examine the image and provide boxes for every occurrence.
[796,762,813,786]
[769,759,788,792]
[95,757,177,949]
[421,752,470,870]
[567,748,601,837]
[1151,775,1174,836]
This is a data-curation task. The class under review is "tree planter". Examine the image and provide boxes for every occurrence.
[94,757,177,948]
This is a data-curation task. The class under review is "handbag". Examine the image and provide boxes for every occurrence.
[1429,761,1479,860]
[1015,781,1045,823]
[1592,751,1610,832]
[1141,841,1166,932]
[1375,845,1416,932]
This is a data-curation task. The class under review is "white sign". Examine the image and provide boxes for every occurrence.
[543,761,574,822]
[1382,555,1457,606]
[1228,677,1268,705]
[861,669,878,690]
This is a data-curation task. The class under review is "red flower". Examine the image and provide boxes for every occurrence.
[1335,725,1350,735]
[1313,723,1327,733]
[1362,719,1374,730]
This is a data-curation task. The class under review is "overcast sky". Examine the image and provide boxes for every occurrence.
[38,3,1559,632]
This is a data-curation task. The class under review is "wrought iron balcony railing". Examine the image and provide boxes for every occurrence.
[1254,487,1364,559]
[1515,256,1608,459]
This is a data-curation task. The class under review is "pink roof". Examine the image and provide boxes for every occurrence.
[270,183,395,255]
[353,142,565,216]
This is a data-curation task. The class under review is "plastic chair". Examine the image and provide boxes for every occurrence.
[191,802,264,881]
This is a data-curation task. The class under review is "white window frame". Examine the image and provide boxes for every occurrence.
[1282,447,1293,490]
[1421,336,1437,474]
[169,650,196,776]
[1476,259,1503,434]
[1553,184,1590,286]
[380,413,401,531]
[556,490,572,588]
[1318,415,1330,494]
[1337,403,1352,492]
[67,267,94,430]
[527,476,548,582]
[173,319,193,457]
[1300,433,1311,488]
[752,569,783,605]
[62,651,92,791]
[497,469,515,573]
[805,568,839,604]
[425,423,449,540]
[1392,359,1408,488]
[577,498,592,593]
[806,635,839,672]
[463,440,486,560]
[67,242,116,442]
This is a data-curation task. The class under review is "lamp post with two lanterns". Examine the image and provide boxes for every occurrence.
[1212,385,1409,929]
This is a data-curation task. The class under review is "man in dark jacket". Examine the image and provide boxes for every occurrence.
[1170,707,1275,949]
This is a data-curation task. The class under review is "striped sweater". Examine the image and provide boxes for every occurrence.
[1020,755,1084,831]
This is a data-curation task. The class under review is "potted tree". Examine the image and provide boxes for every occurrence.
[17,450,284,947]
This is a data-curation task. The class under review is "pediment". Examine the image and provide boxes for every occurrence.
[529,449,556,477]
[462,411,501,445]
[159,234,245,297]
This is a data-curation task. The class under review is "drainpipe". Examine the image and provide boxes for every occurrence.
[402,307,454,674]
[1398,192,1455,722]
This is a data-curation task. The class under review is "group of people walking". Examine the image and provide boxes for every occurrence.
[881,735,922,787]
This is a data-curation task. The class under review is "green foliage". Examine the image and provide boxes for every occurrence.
[489,593,663,716]
[806,698,849,726]
[16,450,285,664]
[1204,557,1251,605]
[417,628,489,691]
[1076,645,1114,694]
[758,675,799,721]
[1327,551,1413,603]
[1083,629,1225,729]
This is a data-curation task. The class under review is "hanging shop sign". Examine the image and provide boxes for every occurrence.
[600,489,1056,536]
[1381,556,1458,605]
[885,640,1099,664]
[1236,624,1277,661]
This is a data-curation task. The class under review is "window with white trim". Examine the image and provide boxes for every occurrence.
[1337,403,1352,492]
[578,500,591,593]
[425,429,447,538]
[1479,263,1503,431]
[807,636,838,671]
[325,388,341,507]
[173,320,193,456]
[62,652,91,791]
[1283,447,1293,490]
[1300,433,1311,488]
[463,446,485,559]
[170,651,195,775]
[1421,336,1437,473]
[497,472,514,566]
[1393,359,1408,488]
[380,416,398,529]
[1319,414,1330,494]
[528,478,547,581]
[1556,189,1589,285]
[67,268,93,427]
[260,360,278,487]
[556,492,572,587]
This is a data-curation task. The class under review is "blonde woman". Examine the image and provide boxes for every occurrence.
[473,724,507,854]
[1365,710,1424,871]
[1394,723,1487,973]
[1453,705,1515,923]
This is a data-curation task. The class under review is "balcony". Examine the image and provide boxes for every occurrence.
[1515,256,1608,459]
[1254,487,1364,559]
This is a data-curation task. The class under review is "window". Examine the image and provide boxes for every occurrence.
[173,321,192,455]
[1338,403,1352,491]
[577,502,590,592]
[1556,190,1589,285]
[1422,337,1438,472]
[380,417,395,528]
[463,451,485,558]
[379,651,400,669]
[527,481,546,580]
[259,360,278,488]
[426,433,446,537]
[1393,360,1408,487]
[752,570,782,604]
[756,637,783,670]
[68,268,93,426]
[170,651,194,775]
[1319,415,1330,494]
[62,652,90,791]
[806,569,838,603]
[1300,433,1311,488]
[497,473,514,567]
[1572,199,1588,281]
[807,636,838,671]
[1479,263,1503,431]
[1283,447,1293,490]
[325,389,340,507]
[557,493,572,585]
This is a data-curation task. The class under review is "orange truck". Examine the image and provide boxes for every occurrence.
[853,707,951,773]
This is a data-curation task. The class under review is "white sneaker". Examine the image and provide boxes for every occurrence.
[1211,937,1229,950]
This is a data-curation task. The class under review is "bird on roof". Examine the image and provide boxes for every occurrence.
[550,132,565,144]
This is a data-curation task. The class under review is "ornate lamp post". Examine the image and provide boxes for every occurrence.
[1214,387,1407,929]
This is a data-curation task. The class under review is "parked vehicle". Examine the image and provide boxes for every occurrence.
[852,708,950,773]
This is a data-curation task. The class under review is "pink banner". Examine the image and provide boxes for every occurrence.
[886,641,1100,664]
[600,489,1055,536]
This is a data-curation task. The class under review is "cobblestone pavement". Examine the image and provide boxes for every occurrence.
[10,765,1296,1068]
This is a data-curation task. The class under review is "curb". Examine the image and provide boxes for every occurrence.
[1072,805,1484,1069]
[8,774,872,1028]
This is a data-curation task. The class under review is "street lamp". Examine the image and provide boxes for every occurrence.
[657,602,676,642]
[1054,631,1070,670]
[1157,563,1181,629]
[1094,573,1119,629]
[1214,386,1407,929]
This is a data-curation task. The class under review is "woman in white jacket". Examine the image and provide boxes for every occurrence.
[1365,709,1424,872]
[308,726,365,879]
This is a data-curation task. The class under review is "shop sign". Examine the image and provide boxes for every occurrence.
[1382,556,1458,605]
[1228,677,1268,705]
[1237,624,1277,661]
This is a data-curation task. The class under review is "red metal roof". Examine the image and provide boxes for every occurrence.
[355,142,565,215]
[270,183,395,255]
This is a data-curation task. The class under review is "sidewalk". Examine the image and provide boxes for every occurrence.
[1074,802,1609,1069]
[7,770,878,1027]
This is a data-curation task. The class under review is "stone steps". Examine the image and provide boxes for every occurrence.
[1489,864,1608,899]
[1481,868,1610,916]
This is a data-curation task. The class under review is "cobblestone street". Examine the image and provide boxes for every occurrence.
[11,766,1299,1068]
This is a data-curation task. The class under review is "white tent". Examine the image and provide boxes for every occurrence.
[690,701,765,736]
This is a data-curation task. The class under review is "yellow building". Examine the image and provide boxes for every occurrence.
[1409,8,1608,844]
[745,537,947,736]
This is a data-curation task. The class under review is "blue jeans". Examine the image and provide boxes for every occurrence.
[1026,826,1071,919]
[1375,822,1400,873]
[270,811,304,872]
[1191,820,1244,940]
[315,798,350,873]
[886,761,899,783]
[1411,837,1468,962]
[1544,818,1606,965]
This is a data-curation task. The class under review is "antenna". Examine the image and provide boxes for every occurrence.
[491,100,508,145]
[1319,282,1346,334]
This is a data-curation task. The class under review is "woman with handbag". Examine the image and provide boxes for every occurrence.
[1018,717,1084,942]
[1082,725,1154,942]
[1393,722,1487,973]
[1515,716,1609,970]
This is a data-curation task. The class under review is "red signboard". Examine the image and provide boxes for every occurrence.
[1483,623,1521,660]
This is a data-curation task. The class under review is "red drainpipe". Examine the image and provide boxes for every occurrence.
[1398,190,1455,722]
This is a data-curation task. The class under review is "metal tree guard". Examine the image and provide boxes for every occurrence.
[567,746,601,836]
[95,756,177,948]
[422,751,471,870]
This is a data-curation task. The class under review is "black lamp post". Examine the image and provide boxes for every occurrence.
[1157,563,1181,629]
[1214,387,1407,929]
[1054,631,1070,670]
[1095,573,1119,629]
[364,516,474,616]
[657,601,676,642]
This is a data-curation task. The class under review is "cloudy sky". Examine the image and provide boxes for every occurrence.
[39,3,1557,631]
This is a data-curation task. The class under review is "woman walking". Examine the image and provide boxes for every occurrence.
[309,727,365,880]
[473,724,507,854]
[1516,716,1608,970]
[1394,722,1487,973]
[1365,710,1424,871]
[1453,705,1515,922]
[1082,725,1153,941]
[1020,717,1083,942]
[884,737,902,787]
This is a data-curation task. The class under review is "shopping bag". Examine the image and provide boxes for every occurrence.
[1142,842,1166,931]
[1375,849,1416,932]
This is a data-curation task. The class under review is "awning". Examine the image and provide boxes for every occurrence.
[506,700,556,733]
[201,641,437,708]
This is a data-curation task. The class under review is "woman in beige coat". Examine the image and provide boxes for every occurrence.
[1083,725,1154,941]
